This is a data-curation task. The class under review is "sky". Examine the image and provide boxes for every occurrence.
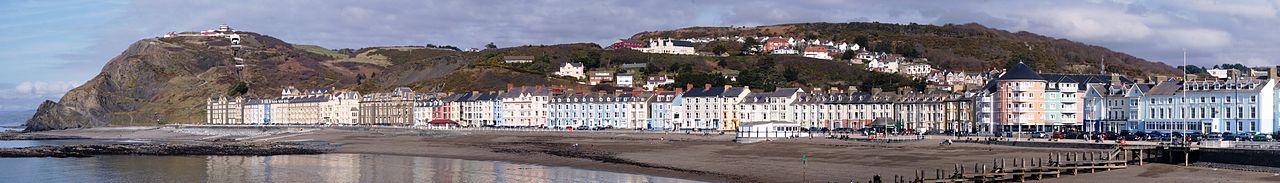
[0,0,1277,111]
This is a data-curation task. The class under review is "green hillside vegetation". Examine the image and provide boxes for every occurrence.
[294,44,348,59]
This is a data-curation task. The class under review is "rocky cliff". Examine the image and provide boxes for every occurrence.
[25,33,378,131]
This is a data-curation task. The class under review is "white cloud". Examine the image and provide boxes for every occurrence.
[1015,6,1159,42]
[15,81,80,95]
[1155,28,1232,50]
[1177,0,1278,19]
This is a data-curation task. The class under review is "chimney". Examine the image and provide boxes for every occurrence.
[1270,67,1277,80]
[506,83,514,90]
[686,83,694,92]
[1155,76,1168,84]
[848,86,859,93]
[704,83,712,90]
[871,87,883,94]
[725,84,733,90]
[675,87,684,93]
[1110,73,1121,84]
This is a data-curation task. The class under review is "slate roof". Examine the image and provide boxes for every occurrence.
[670,40,695,47]
[722,87,749,97]
[1041,74,1134,86]
[565,62,584,67]
[996,62,1045,80]
[682,87,725,97]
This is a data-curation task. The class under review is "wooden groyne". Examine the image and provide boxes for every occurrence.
[870,145,1164,183]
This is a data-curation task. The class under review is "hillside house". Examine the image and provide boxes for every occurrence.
[608,39,645,50]
[763,37,789,52]
[770,48,799,55]
[637,39,696,55]
[900,62,932,77]
[555,62,585,80]
[588,70,614,85]
[802,46,832,60]
[644,75,674,91]
[616,73,636,87]
[503,56,535,64]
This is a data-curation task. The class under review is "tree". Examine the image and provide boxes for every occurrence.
[805,33,819,40]
[712,45,728,55]
[743,37,760,46]
[485,42,497,49]
[853,36,870,48]
[1177,65,1206,74]
[673,72,729,88]
[741,37,760,55]
[873,42,893,52]
[717,58,728,67]
[572,51,602,68]
[840,49,856,60]
[228,82,249,96]
[894,43,920,58]
[783,66,799,82]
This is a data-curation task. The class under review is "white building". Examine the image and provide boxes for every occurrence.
[555,62,586,80]
[643,75,674,91]
[646,91,682,130]
[322,91,362,125]
[899,62,933,77]
[636,39,696,55]
[1206,69,1234,79]
[801,46,832,60]
[770,48,799,55]
[740,88,804,123]
[503,56,535,64]
[499,86,551,127]
[616,73,635,88]
[459,92,501,127]
[1135,75,1277,134]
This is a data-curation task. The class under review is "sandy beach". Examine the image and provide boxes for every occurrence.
[29,126,1280,182]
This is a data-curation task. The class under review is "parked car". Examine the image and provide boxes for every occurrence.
[1104,132,1119,140]
[1254,134,1273,142]
[1188,132,1204,142]
[1243,132,1259,141]
[1030,132,1047,138]
[1052,131,1065,139]
[833,128,854,133]
[1206,132,1223,140]
[1222,132,1239,141]
[1147,131,1168,141]
[1065,131,1086,139]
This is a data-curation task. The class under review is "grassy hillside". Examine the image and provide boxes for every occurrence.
[293,44,348,59]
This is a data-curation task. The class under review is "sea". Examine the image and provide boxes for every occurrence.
[0,140,705,183]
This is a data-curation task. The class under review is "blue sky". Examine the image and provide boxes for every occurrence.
[1,0,1278,111]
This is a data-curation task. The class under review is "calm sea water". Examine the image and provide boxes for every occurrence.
[0,153,705,183]
[0,139,149,148]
